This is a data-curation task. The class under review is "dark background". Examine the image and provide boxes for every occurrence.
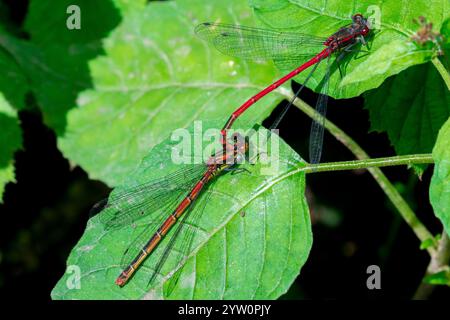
[0,0,448,300]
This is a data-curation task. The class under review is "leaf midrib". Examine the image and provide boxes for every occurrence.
[157,161,305,297]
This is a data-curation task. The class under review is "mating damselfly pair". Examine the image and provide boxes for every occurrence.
[92,13,371,292]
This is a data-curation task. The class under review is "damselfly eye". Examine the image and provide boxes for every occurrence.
[353,13,363,21]
[361,26,370,36]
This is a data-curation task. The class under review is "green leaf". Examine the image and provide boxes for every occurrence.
[21,0,146,133]
[430,118,450,237]
[419,234,440,250]
[341,41,435,87]
[0,92,22,202]
[249,0,449,98]
[423,269,450,286]
[57,0,283,186]
[364,63,450,155]
[24,0,146,46]
[440,17,450,47]
[0,28,30,110]
[420,238,435,250]
[441,17,450,67]
[51,127,312,299]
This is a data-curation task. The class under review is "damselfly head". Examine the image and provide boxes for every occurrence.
[352,13,364,22]
[352,13,370,36]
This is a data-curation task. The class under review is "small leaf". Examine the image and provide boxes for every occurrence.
[0,92,22,202]
[430,118,450,237]
[420,238,434,250]
[423,270,450,286]
[419,234,440,250]
[51,127,312,299]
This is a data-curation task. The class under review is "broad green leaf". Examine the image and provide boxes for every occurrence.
[58,0,282,186]
[341,41,435,87]
[364,63,450,155]
[51,127,312,299]
[0,92,22,202]
[21,0,145,133]
[0,27,29,110]
[249,0,449,98]
[24,0,146,46]
[430,118,450,237]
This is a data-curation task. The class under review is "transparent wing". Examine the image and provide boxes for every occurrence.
[155,187,214,296]
[269,60,321,130]
[118,189,191,272]
[309,55,331,164]
[273,56,317,72]
[119,181,215,292]
[195,23,325,61]
[98,164,206,230]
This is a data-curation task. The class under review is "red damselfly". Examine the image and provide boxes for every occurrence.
[98,134,249,288]
[196,14,371,164]
[98,14,371,291]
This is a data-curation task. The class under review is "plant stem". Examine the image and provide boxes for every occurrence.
[432,57,450,91]
[413,233,450,299]
[278,87,435,255]
[302,154,433,173]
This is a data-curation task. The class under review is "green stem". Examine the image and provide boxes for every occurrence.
[278,87,435,255]
[432,57,450,90]
[413,233,450,299]
[302,154,433,173]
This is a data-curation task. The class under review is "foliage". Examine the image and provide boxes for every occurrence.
[51,125,312,299]
[0,0,448,299]
[430,118,450,236]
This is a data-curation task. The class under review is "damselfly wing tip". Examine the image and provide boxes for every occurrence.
[194,22,210,34]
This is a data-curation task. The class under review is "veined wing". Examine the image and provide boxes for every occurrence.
[195,23,325,61]
[117,177,215,294]
[98,164,207,230]
[309,55,331,164]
